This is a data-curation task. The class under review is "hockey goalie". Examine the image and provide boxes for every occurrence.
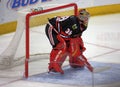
[45,9,93,74]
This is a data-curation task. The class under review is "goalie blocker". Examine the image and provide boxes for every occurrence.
[45,9,93,74]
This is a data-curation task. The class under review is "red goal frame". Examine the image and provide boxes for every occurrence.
[25,3,78,78]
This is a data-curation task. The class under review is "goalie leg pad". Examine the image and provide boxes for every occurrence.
[68,37,84,68]
[48,37,67,74]
[49,49,67,74]
[68,37,86,57]
[68,37,93,71]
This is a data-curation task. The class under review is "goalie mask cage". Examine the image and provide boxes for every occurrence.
[0,3,78,78]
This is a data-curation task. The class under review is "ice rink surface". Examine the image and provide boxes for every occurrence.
[0,13,120,87]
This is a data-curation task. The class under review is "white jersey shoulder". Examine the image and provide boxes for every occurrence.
[57,16,69,22]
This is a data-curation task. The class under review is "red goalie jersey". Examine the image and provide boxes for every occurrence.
[45,9,93,74]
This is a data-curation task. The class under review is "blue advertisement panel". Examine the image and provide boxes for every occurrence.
[7,0,52,9]
[0,0,53,24]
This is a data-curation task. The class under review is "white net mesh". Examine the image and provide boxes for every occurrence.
[0,12,26,69]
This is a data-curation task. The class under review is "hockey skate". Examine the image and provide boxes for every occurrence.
[48,62,64,74]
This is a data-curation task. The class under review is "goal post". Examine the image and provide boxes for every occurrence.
[25,3,78,78]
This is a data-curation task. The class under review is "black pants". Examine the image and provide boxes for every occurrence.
[45,24,59,48]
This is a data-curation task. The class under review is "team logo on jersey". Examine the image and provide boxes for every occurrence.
[72,24,77,30]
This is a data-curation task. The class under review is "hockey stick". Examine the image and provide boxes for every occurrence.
[93,66,111,73]
[92,72,94,87]
[91,66,111,87]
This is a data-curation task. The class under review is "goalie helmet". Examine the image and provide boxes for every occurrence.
[78,9,90,22]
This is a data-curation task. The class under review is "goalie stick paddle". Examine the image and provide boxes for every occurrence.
[93,66,111,73]
[91,66,111,87]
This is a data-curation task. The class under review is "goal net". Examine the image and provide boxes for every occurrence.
[0,3,78,78]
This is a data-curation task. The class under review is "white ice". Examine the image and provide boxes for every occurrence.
[0,13,120,87]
